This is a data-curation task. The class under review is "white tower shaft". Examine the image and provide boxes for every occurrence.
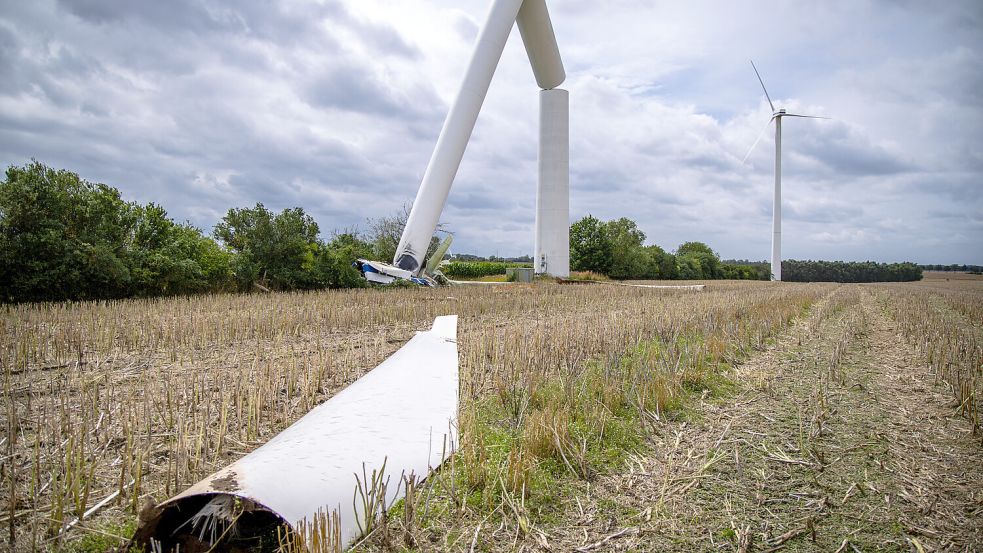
[772,115,782,281]
[535,88,569,277]
[393,0,566,275]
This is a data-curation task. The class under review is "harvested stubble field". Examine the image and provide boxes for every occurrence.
[1,274,981,552]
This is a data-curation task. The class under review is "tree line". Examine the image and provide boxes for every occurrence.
[1,162,233,302]
[0,162,413,302]
[920,264,982,274]
[1,162,926,303]
[568,215,923,283]
[569,215,764,280]
[783,260,922,283]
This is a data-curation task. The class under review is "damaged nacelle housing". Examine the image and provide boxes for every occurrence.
[131,316,458,551]
[353,259,436,287]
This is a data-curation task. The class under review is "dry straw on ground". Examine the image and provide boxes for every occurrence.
[1,275,980,552]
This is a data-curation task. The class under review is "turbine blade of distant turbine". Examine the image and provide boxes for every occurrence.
[741,117,774,165]
[750,59,775,112]
[783,113,830,119]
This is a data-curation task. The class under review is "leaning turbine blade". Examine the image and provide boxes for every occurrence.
[425,234,454,275]
[783,113,830,120]
[750,59,775,112]
[741,117,774,165]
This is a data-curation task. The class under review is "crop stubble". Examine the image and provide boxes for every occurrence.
[1,276,980,551]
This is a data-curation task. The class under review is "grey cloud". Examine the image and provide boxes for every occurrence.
[571,167,629,193]
[802,139,913,177]
[905,172,983,202]
[0,27,97,99]
[0,26,16,79]
[56,0,329,46]
[57,0,214,27]
[785,200,864,224]
[775,121,915,178]
[448,188,513,211]
[1,0,981,263]
[303,63,402,115]
[353,20,420,60]
[683,151,734,171]
[301,65,446,134]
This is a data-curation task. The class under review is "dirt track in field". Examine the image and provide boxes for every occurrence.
[529,288,982,552]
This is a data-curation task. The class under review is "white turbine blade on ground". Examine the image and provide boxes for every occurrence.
[447,279,513,286]
[783,113,830,119]
[132,316,460,550]
[741,117,775,165]
[593,281,706,291]
[750,59,775,112]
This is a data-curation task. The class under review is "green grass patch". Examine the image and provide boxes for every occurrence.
[59,518,137,553]
[441,334,739,526]
[410,300,816,539]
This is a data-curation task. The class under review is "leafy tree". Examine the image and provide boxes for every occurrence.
[675,241,714,257]
[0,161,134,301]
[676,241,721,279]
[309,233,373,289]
[0,161,232,302]
[133,220,233,295]
[366,204,410,263]
[569,215,613,274]
[641,244,678,279]
[676,255,702,279]
[720,263,760,280]
[604,217,647,280]
[214,203,321,290]
[127,204,234,295]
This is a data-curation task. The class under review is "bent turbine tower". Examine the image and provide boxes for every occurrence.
[394,0,570,277]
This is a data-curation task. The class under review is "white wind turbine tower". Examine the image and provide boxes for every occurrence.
[743,60,828,281]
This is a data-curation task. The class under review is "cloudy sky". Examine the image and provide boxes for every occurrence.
[1,0,981,263]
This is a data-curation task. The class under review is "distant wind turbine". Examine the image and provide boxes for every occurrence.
[742,60,828,281]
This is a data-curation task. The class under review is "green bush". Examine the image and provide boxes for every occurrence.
[0,161,234,302]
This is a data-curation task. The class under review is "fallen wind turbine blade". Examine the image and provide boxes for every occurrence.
[131,316,459,551]
[447,279,513,286]
[750,59,775,112]
[741,117,775,165]
[594,281,706,291]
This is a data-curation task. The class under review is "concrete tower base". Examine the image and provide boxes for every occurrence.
[535,88,569,277]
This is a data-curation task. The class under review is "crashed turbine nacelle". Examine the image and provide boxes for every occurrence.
[131,316,459,551]
[354,259,436,287]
